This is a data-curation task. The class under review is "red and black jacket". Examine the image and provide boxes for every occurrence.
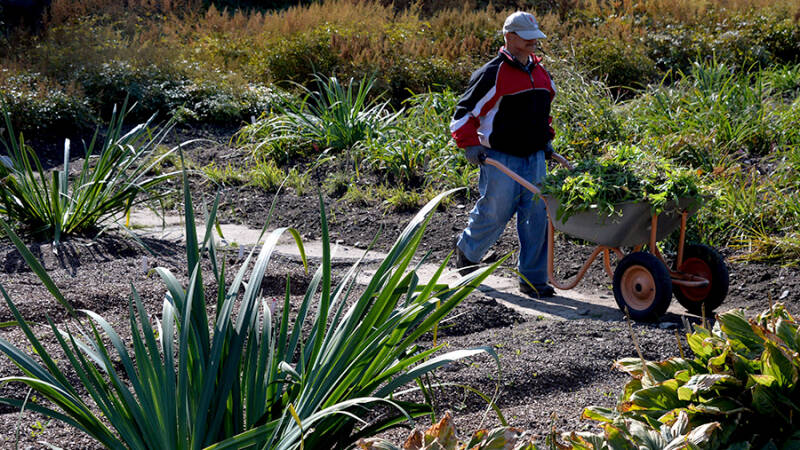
[450,48,556,157]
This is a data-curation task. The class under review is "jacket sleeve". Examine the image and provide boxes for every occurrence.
[449,64,498,149]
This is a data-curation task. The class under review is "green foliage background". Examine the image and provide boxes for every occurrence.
[1,0,799,261]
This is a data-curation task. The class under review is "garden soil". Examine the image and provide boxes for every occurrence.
[1,128,798,448]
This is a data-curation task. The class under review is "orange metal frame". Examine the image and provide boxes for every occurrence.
[483,156,710,291]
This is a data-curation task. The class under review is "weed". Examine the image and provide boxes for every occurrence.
[29,419,49,437]
[342,183,377,207]
[202,161,247,186]
[285,167,312,195]
[323,171,351,198]
[376,185,424,212]
[248,157,284,192]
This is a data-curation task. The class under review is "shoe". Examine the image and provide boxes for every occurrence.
[455,247,479,276]
[519,281,555,299]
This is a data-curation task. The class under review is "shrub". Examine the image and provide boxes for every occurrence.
[0,71,94,137]
[173,80,280,125]
[77,60,188,121]
[756,13,800,64]
[567,304,800,448]
[645,12,800,78]
[0,171,506,448]
[253,28,341,86]
[0,103,178,243]
[385,55,472,103]
[79,60,278,125]
[572,35,660,92]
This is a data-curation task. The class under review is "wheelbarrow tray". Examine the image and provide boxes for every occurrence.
[543,197,700,247]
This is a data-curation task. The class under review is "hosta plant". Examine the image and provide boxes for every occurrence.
[541,144,704,222]
[563,304,800,449]
[0,167,505,449]
[0,102,180,243]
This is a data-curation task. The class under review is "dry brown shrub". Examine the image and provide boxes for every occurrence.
[572,0,799,24]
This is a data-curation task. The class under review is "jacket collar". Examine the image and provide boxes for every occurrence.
[499,46,541,71]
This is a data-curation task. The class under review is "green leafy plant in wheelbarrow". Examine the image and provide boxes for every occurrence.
[484,144,728,321]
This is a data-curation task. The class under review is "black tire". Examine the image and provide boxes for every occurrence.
[673,244,729,316]
[613,252,673,321]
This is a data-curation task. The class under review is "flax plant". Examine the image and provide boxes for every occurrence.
[239,74,402,158]
[0,103,179,243]
[0,167,504,448]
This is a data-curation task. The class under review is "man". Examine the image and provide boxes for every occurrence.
[449,11,556,299]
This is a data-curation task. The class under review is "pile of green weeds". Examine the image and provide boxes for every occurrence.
[542,145,704,222]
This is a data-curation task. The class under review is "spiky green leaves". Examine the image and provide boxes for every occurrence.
[0,172,501,448]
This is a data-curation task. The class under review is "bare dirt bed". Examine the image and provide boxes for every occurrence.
[1,127,798,447]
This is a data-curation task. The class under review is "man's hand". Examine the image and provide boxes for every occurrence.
[465,145,488,165]
[544,141,554,159]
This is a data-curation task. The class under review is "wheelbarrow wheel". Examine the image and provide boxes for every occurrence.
[613,252,672,321]
[673,244,729,316]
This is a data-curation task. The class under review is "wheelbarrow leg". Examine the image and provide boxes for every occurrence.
[547,220,622,290]
[677,211,688,268]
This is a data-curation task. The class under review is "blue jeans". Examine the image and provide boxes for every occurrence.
[456,149,548,285]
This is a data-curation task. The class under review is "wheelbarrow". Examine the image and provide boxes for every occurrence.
[482,154,729,321]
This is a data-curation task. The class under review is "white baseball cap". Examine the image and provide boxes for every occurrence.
[503,11,546,40]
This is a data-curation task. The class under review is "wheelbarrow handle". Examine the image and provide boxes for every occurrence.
[481,152,572,196]
[551,152,573,170]
[482,157,542,196]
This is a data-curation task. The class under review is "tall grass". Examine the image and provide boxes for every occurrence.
[604,61,800,263]
[629,62,780,162]
[549,62,626,159]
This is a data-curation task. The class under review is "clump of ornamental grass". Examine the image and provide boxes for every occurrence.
[0,102,181,243]
[236,74,402,160]
[541,144,704,222]
[0,165,506,448]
